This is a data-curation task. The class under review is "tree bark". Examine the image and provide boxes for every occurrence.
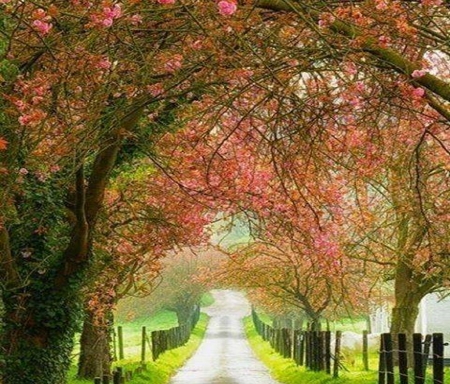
[390,260,427,366]
[77,308,112,379]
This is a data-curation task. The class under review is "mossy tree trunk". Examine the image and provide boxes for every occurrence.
[77,308,112,379]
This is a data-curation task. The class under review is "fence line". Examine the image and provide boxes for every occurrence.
[378,332,446,384]
[93,305,201,383]
[251,308,340,377]
[151,305,201,361]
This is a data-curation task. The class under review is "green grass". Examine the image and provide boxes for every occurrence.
[68,313,209,384]
[200,292,215,307]
[71,310,179,363]
[244,317,450,384]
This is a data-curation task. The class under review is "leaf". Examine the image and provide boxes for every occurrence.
[0,137,8,150]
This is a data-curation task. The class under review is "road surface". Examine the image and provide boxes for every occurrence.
[169,289,280,384]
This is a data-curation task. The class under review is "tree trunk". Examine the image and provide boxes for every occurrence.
[390,260,424,336]
[390,260,426,367]
[0,109,143,384]
[77,309,112,379]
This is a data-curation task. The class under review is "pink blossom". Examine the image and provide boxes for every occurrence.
[103,4,122,19]
[158,0,175,3]
[164,54,183,73]
[378,35,391,47]
[33,20,52,35]
[218,1,237,16]
[375,0,387,10]
[411,69,428,78]
[102,18,114,27]
[19,168,29,175]
[18,115,33,126]
[147,83,164,97]
[421,0,443,5]
[130,14,143,25]
[97,57,112,70]
[412,87,425,98]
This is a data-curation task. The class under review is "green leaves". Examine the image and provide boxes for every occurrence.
[0,59,18,82]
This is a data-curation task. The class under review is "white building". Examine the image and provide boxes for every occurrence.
[371,292,450,358]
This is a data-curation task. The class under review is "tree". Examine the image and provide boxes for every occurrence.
[147,247,224,324]
[0,2,237,382]
[76,159,212,378]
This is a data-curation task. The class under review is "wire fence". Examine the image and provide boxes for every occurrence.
[378,332,446,384]
[251,309,342,377]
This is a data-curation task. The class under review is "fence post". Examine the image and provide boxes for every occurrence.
[141,326,146,364]
[102,374,111,384]
[333,330,341,378]
[112,328,117,361]
[94,378,101,384]
[383,333,394,384]
[299,331,305,366]
[413,333,424,384]
[318,331,324,371]
[432,333,444,384]
[378,332,386,384]
[325,331,331,374]
[422,334,432,378]
[363,330,369,371]
[113,368,121,384]
[118,326,124,360]
[152,330,159,361]
[398,333,408,384]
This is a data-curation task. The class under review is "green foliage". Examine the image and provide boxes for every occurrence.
[0,175,86,384]
[0,59,18,81]
[68,313,209,384]
[200,292,215,308]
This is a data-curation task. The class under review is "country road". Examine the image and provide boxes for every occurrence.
[169,290,280,384]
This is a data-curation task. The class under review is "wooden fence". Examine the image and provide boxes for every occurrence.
[94,306,201,383]
[93,366,141,384]
[251,309,342,377]
[151,305,201,361]
[378,332,446,384]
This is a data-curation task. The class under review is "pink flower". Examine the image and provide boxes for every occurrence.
[218,1,237,16]
[411,69,427,78]
[421,0,443,5]
[158,0,175,4]
[19,168,29,175]
[164,54,183,73]
[103,4,122,19]
[33,20,52,35]
[130,14,143,25]
[412,87,425,98]
[102,18,114,27]
[97,57,112,70]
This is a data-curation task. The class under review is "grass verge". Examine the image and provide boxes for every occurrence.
[68,312,209,384]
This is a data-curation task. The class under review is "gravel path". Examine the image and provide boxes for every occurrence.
[169,290,280,384]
